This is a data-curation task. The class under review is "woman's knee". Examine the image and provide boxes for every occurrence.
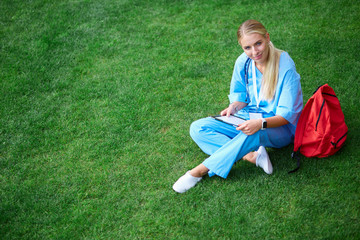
[262,126,292,148]
[189,118,208,139]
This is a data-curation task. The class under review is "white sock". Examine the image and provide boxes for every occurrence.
[172,171,202,193]
[256,146,273,174]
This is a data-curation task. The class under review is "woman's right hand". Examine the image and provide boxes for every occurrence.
[221,101,247,117]
[220,105,237,117]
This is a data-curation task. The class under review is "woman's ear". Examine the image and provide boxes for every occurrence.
[266,33,270,43]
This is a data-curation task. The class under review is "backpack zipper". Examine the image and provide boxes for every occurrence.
[331,131,348,149]
[322,93,337,97]
[315,94,338,131]
[315,100,325,131]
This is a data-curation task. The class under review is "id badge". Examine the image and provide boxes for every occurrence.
[249,112,263,120]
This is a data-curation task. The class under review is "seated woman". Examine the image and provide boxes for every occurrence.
[173,19,303,193]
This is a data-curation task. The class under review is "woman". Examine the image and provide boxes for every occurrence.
[173,19,303,193]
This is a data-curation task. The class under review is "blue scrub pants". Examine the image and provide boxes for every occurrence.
[190,117,293,178]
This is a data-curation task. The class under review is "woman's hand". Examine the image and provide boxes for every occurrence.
[236,119,262,135]
[236,115,289,135]
[220,105,237,117]
[220,101,247,117]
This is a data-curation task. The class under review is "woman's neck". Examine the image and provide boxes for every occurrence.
[255,62,266,74]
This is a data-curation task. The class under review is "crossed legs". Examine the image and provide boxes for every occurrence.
[173,117,289,193]
[189,151,257,178]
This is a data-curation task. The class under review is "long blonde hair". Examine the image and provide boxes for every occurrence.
[237,20,282,101]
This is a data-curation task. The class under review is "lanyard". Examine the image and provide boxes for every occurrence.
[244,58,251,103]
[252,60,260,109]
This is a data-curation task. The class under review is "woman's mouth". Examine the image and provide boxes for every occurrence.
[253,54,262,60]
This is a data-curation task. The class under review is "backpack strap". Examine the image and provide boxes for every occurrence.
[289,149,301,173]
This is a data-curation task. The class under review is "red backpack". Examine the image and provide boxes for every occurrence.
[290,84,348,173]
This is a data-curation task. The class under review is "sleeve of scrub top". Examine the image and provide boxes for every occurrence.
[276,69,303,127]
[228,54,249,104]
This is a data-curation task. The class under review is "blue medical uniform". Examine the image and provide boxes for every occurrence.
[190,52,303,178]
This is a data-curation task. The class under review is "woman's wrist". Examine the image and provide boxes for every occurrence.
[258,118,263,130]
[230,102,240,112]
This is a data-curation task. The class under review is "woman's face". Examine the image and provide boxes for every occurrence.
[240,33,270,66]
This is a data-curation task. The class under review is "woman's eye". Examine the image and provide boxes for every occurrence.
[256,42,262,46]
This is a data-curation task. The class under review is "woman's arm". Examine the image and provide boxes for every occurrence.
[265,115,289,128]
[236,115,288,135]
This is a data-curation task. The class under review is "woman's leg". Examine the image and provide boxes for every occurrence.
[202,130,260,178]
[173,118,239,193]
[190,117,239,155]
[243,151,257,163]
[243,125,294,164]
[189,163,209,177]
[202,124,295,177]
[187,118,289,178]
[189,117,273,162]
[173,121,294,193]
[173,132,260,193]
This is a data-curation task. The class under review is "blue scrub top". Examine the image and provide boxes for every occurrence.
[228,52,303,136]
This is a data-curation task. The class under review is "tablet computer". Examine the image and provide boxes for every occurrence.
[211,115,246,127]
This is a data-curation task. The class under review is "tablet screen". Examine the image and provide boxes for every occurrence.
[213,115,246,126]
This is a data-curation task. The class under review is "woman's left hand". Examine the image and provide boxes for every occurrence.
[236,119,262,135]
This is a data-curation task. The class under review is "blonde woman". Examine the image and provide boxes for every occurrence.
[173,19,303,193]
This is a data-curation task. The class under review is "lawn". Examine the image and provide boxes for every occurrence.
[1,0,359,239]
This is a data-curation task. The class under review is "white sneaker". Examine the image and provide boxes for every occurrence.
[256,146,273,174]
[172,171,202,193]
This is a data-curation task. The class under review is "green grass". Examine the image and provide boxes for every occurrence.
[1,0,359,239]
